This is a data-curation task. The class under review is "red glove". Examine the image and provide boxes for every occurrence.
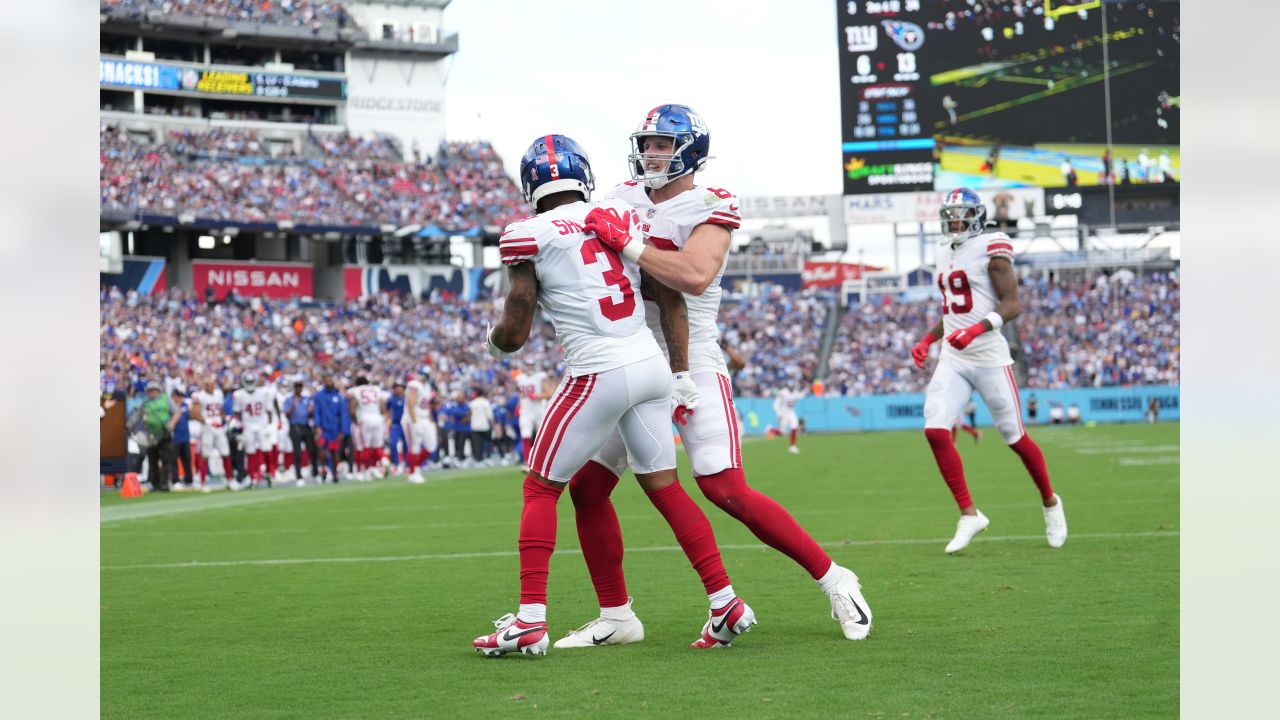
[946,321,988,351]
[911,335,937,369]
[583,207,643,261]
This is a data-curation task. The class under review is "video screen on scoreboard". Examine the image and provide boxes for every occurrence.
[837,0,1179,194]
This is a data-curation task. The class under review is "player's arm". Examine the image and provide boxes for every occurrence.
[487,261,538,356]
[945,256,1018,350]
[644,270,689,373]
[583,206,731,296]
[721,340,747,373]
[986,256,1021,323]
[406,388,419,423]
[190,402,204,424]
[636,224,730,296]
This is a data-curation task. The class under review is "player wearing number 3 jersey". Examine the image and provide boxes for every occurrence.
[554,104,873,649]
[913,187,1067,554]
[472,134,755,657]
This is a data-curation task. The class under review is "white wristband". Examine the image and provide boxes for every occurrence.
[984,311,1004,332]
[621,240,646,263]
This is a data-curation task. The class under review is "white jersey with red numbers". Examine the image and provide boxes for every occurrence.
[232,387,274,428]
[349,384,388,422]
[404,380,436,424]
[773,388,805,415]
[607,181,741,376]
[934,231,1015,367]
[499,198,661,376]
[516,371,548,417]
[192,389,225,429]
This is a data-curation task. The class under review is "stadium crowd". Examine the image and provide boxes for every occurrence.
[100,123,527,229]
[101,0,356,31]
[720,289,830,398]
[101,269,1179,490]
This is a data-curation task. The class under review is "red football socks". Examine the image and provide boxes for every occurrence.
[567,461,628,608]
[696,467,832,580]
[518,474,565,606]
[646,481,731,594]
[1010,435,1055,503]
[925,428,972,509]
[789,429,798,446]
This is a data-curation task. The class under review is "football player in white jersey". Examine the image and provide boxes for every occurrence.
[347,377,390,481]
[911,188,1066,553]
[404,374,438,484]
[773,386,806,454]
[514,366,555,471]
[232,371,275,488]
[555,104,872,647]
[472,134,755,657]
[190,374,232,488]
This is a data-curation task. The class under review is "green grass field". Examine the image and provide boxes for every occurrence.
[101,423,1179,719]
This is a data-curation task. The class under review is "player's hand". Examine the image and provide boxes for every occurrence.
[946,322,988,351]
[584,207,644,262]
[671,372,699,426]
[485,323,517,359]
[911,335,937,369]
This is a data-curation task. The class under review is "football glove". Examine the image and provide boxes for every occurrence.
[946,321,989,351]
[911,335,937,369]
[485,323,518,359]
[671,372,699,426]
[583,207,644,262]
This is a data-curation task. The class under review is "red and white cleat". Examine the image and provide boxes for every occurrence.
[472,613,549,657]
[690,597,757,649]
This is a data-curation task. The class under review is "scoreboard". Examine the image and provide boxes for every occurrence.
[836,0,1180,194]
[837,0,935,194]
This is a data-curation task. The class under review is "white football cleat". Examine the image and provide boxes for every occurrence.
[472,613,548,657]
[691,597,757,649]
[826,566,872,640]
[945,510,990,554]
[1043,494,1067,548]
[788,445,800,454]
[553,599,645,649]
[407,472,425,484]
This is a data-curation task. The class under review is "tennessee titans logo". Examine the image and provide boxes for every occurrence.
[882,20,925,51]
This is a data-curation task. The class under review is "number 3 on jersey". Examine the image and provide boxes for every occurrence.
[580,238,636,321]
[938,270,973,314]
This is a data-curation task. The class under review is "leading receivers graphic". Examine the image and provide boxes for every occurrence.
[557,104,872,647]
[471,134,755,657]
[911,188,1067,554]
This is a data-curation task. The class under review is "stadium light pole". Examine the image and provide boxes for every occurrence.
[1102,0,1117,231]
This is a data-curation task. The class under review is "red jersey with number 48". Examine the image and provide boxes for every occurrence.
[499,199,661,377]
[607,181,741,376]
[935,231,1014,367]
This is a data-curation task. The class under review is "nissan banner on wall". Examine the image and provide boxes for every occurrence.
[192,261,313,300]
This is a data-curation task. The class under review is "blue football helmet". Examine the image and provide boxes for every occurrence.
[519,134,595,207]
[939,187,987,244]
[629,104,711,189]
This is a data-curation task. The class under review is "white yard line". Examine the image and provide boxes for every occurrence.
[101,530,1179,570]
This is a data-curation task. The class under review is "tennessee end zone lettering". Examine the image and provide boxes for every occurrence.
[194,262,313,299]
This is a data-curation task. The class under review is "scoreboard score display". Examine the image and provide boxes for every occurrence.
[837,0,935,194]
[837,0,1180,194]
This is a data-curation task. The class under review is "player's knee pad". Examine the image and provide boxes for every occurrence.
[996,419,1024,445]
[689,445,732,480]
